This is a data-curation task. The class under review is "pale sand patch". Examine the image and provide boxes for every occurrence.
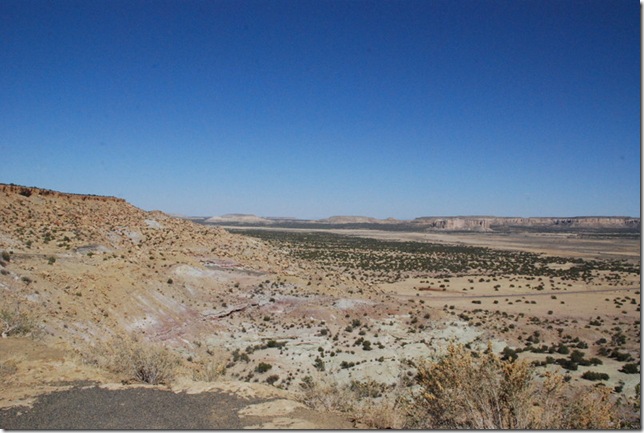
[333,298,375,309]
[171,379,290,400]
[237,399,306,417]
[144,219,163,229]
[242,417,319,429]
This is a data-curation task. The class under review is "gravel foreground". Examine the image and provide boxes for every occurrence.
[0,386,257,429]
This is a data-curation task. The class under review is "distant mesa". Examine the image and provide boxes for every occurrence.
[319,216,389,224]
[205,214,272,224]
[203,212,640,233]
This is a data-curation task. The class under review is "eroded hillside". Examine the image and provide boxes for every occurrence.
[0,184,309,345]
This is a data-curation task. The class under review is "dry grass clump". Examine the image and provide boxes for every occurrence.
[351,392,406,429]
[0,303,37,338]
[407,343,633,429]
[0,359,18,377]
[297,375,406,429]
[92,334,181,385]
[298,374,348,413]
[192,360,227,382]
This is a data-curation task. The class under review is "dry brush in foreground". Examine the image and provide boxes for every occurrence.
[85,334,182,385]
[407,343,638,429]
[298,343,639,429]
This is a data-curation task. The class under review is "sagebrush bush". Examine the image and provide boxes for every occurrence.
[619,363,639,374]
[407,343,630,429]
[192,360,226,382]
[0,304,36,338]
[409,343,534,429]
[297,375,406,429]
[96,335,181,385]
[581,371,609,381]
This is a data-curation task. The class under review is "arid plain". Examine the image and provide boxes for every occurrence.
[0,184,640,428]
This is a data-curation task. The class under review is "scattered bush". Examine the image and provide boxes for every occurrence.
[266,339,285,348]
[581,371,609,381]
[501,346,518,361]
[313,356,325,371]
[610,350,633,362]
[266,374,279,385]
[340,360,356,369]
[570,350,587,364]
[556,344,570,355]
[255,362,272,373]
[619,363,640,374]
[556,358,578,371]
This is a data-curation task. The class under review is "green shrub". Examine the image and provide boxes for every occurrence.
[313,356,325,371]
[581,371,609,381]
[556,358,578,371]
[557,344,570,355]
[266,339,285,348]
[266,374,279,385]
[570,350,586,363]
[501,346,518,362]
[611,350,633,362]
[255,362,272,373]
[619,363,639,374]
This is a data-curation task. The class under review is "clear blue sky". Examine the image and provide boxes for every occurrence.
[1,0,640,219]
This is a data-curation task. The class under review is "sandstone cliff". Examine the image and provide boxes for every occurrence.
[411,216,640,232]
[204,211,639,233]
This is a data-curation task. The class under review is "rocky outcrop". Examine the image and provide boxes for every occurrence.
[0,183,126,203]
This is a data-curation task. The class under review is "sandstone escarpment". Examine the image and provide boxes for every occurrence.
[203,212,639,233]
[411,216,640,232]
